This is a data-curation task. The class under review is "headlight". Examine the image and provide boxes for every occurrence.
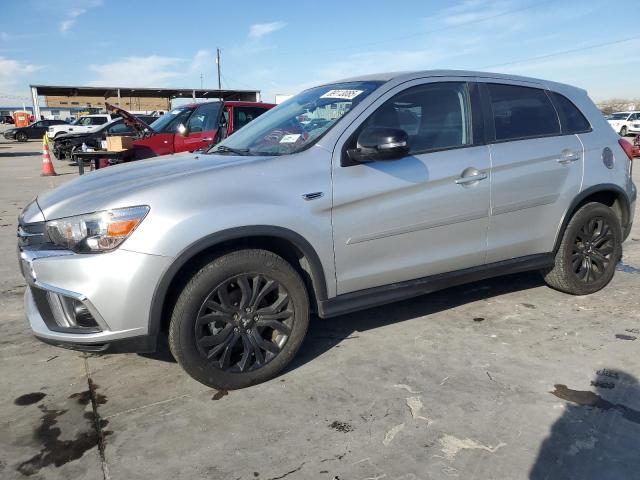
[46,205,149,253]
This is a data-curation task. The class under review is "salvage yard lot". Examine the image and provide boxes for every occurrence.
[1,134,640,480]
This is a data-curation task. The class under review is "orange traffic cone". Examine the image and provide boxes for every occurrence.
[41,134,57,177]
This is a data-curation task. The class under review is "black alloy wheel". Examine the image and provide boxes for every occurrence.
[16,131,27,142]
[571,216,614,284]
[169,249,309,389]
[195,274,294,373]
[542,202,622,295]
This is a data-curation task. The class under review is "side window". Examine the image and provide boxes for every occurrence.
[108,122,133,134]
[91,117,108,125]
[188,103,220,133]
[487,83,560,141]
[362,82,472,152]
[549,92,591,134]
[233,106,268,130]
[163,109,193,133]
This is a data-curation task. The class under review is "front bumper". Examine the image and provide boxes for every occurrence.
[19,247,172,352]
[3,131,16,140]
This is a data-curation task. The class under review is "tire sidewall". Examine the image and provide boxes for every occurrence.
[170,250,309,390]
[560,203,622,295]
[17,132,27,142]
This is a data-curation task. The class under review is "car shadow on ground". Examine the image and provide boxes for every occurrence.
[285,270,545,374]
[0,151,41,157]
[529,369,640,479]
[140,271,545,367]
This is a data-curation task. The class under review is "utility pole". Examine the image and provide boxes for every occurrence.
[200,73,204,89]
[216,48,221,90]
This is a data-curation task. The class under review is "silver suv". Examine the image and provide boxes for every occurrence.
[18,71,637,389]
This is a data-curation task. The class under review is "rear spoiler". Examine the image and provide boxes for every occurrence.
[105,103,156,134]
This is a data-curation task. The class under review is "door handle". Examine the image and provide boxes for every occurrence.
[557,150,580,164]
[455,172,488,185]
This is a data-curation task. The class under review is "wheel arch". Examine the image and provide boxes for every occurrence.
[553,184,631,253]
[148,226,329,340]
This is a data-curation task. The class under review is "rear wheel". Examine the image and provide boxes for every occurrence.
[542,202,621,295]
[16,132,27,142]
[168,249,309,389]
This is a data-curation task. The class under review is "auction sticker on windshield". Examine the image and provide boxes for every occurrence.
[280,133,302,143]
[320,89,363,100]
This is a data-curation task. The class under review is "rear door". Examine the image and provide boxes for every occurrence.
[174,102,221,152]
[482,82,583,262]
[230,105,271,133]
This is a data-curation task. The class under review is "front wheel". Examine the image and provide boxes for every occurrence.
[620,126,628,137]
[168,249,309,389]
[542,202,622,295]
[16,132,27,142]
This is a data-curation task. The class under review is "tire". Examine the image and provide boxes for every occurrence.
[16,132,27,142]
[542,202,622,295]
[620,126,627,137]
[169,249,309,389]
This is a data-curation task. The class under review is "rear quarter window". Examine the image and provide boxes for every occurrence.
[487,83,560,141]
[549,92,591,134]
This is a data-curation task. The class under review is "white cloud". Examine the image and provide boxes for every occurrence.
[86,50,219,88]
[88,55,182,87]
[248,21,286,39]
[60,0,103,33]
[0,56,42,102]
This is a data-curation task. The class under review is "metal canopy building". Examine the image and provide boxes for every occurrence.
[29,85,261,119]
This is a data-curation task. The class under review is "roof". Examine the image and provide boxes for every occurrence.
[29,85,260,102]
[325,69,580,92]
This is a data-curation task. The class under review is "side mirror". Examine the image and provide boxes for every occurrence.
[177,123,188,137]
[346,127,409,164]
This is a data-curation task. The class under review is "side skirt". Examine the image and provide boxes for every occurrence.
[317,253,554,319]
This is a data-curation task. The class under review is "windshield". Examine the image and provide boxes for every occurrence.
[213,81,382,156]
[609,113,629,120]
[149,107,193,133]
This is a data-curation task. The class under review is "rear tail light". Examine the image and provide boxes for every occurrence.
[618,138,634,161]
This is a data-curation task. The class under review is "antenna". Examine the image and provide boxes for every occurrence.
[216,48,221,90]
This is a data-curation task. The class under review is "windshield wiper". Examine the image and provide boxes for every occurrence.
[209,145,251,156]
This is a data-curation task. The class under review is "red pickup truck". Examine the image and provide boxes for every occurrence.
[108,100,275,160]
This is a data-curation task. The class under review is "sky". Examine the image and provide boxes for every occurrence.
[1,0,639,107]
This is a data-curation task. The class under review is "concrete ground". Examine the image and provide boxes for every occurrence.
[1,131,639,480]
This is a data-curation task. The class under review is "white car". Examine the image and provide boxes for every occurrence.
[47,114,113,139]
[606,111,640,136]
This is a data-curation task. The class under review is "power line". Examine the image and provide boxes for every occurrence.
[479,34,640,70]
[279,0,553,55]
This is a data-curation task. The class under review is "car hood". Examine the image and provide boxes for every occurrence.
[105,103,154,134]
[36,152,270,220]
[54,131,95,141]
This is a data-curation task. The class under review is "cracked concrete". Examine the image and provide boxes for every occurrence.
[2,135,640,479]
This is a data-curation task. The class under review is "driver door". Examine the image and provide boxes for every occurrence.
[174,103,220,152]
[332,79,491,295]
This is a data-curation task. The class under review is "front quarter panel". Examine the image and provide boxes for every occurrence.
[120,149,337,297]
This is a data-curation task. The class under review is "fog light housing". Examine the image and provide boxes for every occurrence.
[46,292,101,331]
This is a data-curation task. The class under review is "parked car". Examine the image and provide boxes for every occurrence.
[52,115,157,161]
[1,115,14,124]
[607,111,640,136]
[628,116,640,136]
[47,114,114,139]
[18,70,637,389]
[121,100,275,160]
[3,119,68,142]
